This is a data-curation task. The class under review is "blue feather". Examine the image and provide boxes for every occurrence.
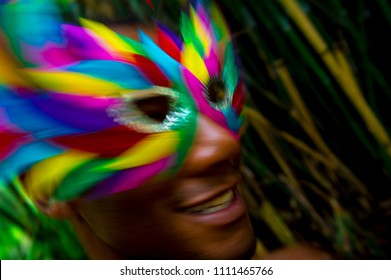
[138,30,182,84]
[0,88,82,137]
[0,141,64,179]
[66,60,152,89]
[222,106,242,133]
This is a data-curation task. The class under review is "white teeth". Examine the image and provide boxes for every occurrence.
[186,190,234,214]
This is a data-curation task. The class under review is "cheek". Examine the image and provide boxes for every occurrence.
[80,200,172,254]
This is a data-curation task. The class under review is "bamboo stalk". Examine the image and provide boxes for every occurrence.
[263,6,378,156]
[279,0,391,158]
[245,106,337,170]
[246,108,333,236]
[274,60,368,194]
[254,239,269,259]
[303,157,337,196]
[277,131,336,169]
[241,165,296,247]
[279,174,333,237]
[274,59,336,159]
[330,198,352,255]
[246,108,302,191]
[260,200,297,246]
[334,45,391,156]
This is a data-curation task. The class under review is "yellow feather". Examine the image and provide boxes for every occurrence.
[24,150,96,201]
[23,70,124,96]
[79,18,137,54]
[181,44,209,84]
[97,131,179,171]
[190,7,212,56]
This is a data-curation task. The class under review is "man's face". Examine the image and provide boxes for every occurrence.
[75,115,255,259]
[69,22,254,259]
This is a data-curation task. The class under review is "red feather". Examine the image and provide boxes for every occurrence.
[157,28,182,62]
[0,128,29,160]
[145,0,154,10]
[131,54,171,88]
[51,126,148,157]
[232,80,245,114]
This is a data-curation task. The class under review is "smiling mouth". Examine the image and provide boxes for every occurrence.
[184,189,235,214]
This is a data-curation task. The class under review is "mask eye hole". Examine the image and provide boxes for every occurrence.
[108,86,194,133]
[134,96,170,123]
[205,77,227,104]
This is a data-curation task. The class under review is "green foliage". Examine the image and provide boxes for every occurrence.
[0,181,85,260]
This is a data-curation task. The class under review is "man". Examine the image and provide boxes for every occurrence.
[0,0,328,260]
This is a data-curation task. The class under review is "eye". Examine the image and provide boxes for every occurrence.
[107,86,195,133]
[204,77,227,105]
[134,96,170,123]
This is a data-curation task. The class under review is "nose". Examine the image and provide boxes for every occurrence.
[179,115,241,176]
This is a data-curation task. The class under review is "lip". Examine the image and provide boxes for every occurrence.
[174,170,247,226]
[175,168,241,207]
[183,187,247,227]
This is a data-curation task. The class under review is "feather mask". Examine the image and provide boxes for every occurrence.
[0,0,245,204]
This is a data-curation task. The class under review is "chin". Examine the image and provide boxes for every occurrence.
[195,215,256,260]
[213,196,257,260]
[221,218,257,260]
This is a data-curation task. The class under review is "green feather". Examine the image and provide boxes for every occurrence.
[222,42,239,98]
[54,160,115,201]
[180,11,205,57]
